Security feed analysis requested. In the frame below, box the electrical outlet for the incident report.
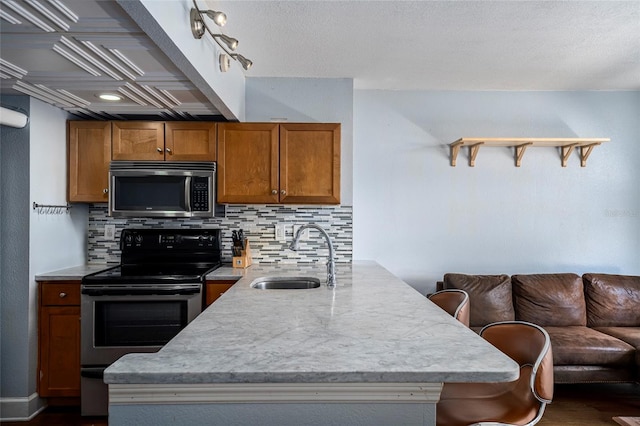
[104,224,116,241]
[293,225,310,241]
[274,224,286,242]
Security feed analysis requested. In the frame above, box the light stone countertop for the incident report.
[104,261,519,385]
[35,264,112,281]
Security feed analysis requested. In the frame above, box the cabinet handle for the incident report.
[157,147,162,152]
[165,148,172,154]
[59,292,67,298]
[103,188,108,194]
[271,190,278,195]
[280,190,286,195]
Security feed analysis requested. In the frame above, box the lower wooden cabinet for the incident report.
[204,280,237,308]
[38,281,81,399]
[37,278,235,401]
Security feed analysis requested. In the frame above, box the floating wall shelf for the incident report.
[450,138,610,168]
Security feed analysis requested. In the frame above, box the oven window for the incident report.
[94,301,188,347]
[114,176,186,211]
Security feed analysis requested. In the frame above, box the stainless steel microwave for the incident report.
[109,161,222,218]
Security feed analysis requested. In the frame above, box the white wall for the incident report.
[245,77,354,205]
[28,99,88,406]
[29,100,88,276]
[353,91,640,295]
[118,0,246,120]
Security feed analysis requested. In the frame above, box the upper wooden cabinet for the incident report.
[68,121,111,202]
[165,122,217,161]
[112,121,164,161]
[217,123,280,204]
[217,123,340,204]
[68,121,217,203]
[280,123,341,204]
[112,121,216,161]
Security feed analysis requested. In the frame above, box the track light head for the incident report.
[215,34,238,51]
[205,10,227,27]
[231,54,253,70]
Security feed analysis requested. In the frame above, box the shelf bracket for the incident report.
[515,142,533,167]
[450,140,464,167]
[579,143,601,167]
[468,142,484,167]
[560,143,579,167]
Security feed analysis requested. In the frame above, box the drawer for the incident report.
[41,283,80,306]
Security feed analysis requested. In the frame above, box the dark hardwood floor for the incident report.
[539,383,640,425]
[1,383,639,425]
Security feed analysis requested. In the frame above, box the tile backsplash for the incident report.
[88,204,353,265]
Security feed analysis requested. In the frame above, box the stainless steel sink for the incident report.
[250,276,321,290]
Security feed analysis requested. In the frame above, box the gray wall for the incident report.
[245,81,640,295]
[0,96,31,399]
[1,97,87,420]
[353,90,640,294]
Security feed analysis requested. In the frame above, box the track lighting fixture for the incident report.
[190,0,252,72]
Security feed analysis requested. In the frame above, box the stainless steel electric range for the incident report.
[80,228,222,416]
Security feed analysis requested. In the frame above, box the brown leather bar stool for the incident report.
[437,321,554,426]
[428,289,470,327]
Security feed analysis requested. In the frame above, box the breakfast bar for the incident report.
[104,261,519,426]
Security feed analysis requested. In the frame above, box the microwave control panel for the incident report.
[191,177,210,211]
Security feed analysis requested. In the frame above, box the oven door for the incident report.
[81,285,202,366]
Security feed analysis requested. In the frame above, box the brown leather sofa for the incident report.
[438,272,640,384]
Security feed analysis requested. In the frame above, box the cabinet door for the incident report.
[217,123,279,203]
[204,281,237,308]
[280,123,341,204]
[38,281,81,398]
[112,121,164,161]
[165,122,216,161]
[67,121,111,202]
[38,305,81,397]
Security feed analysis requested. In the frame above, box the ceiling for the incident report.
[1,1,638,121]
[218,0,640,91]
[0,0,224,120]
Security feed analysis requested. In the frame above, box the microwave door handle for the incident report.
[185,176,192,212]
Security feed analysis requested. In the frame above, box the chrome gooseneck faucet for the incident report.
[289,223,337,288]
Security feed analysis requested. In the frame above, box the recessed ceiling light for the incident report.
[98,93,122,101]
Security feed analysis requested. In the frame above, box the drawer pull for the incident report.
[59,292,67,298]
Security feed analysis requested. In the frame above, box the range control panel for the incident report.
[121,228,221,250]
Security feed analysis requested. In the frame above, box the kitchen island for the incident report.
[105,261,519,426]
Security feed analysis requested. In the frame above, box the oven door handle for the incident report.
[81,367,105,380]
[81,284,202,296]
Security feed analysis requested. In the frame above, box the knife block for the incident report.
[232,239,252,268]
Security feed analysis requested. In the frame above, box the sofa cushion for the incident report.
[443,273,515,327]
[594,327,640,366]
[584,274,640,327]
[544,326,635,366]
[512,273,586,326]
